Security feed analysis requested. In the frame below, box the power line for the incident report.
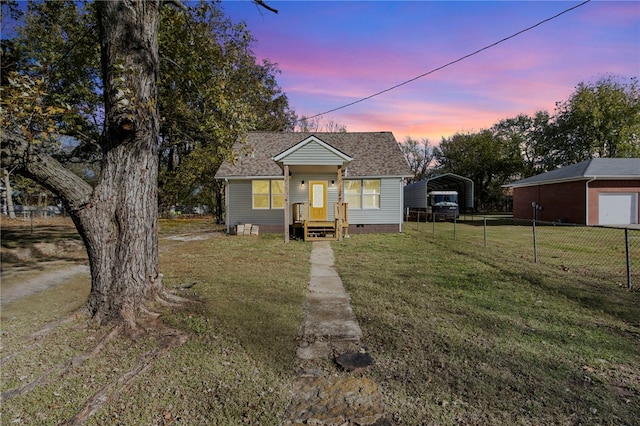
[301,0,592,122]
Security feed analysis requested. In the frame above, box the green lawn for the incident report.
[333,222,639,425]
[1,219,638,424]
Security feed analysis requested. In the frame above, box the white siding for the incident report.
[347,177,404,224]
[226,180,284,226]
[226,176,404,226]
[281,142,345,166]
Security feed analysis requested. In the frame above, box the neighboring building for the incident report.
[504,158,640,225]
[215,132,412,240]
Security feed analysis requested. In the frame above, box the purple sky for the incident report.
[222,0,640,143]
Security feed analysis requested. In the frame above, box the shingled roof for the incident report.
[215,132,411,178]
[505,158,640,188]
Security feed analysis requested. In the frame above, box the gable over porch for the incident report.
[273,136,353,242]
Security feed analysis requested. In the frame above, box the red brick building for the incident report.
[505,158,640,225]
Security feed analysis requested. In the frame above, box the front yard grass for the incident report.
[1,221,311,425]
[1,218,638,424]
[333,223,639,425]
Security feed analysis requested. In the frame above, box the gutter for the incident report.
[585,177,596,225]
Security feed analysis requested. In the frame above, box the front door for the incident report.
[309,180,328,221]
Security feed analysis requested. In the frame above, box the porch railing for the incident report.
[292,202,348,224]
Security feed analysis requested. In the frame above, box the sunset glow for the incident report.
[222,0,640,143]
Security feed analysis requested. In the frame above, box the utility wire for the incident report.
[301,0,591,122]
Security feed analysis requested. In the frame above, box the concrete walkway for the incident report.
[296,241,362,361]
[283,241,387,426]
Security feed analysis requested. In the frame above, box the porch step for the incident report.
[306,222,336,241]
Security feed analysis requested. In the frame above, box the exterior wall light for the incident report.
[301,180,305,187]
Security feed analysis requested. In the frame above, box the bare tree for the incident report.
[400,137,435,183]
[296,116,347,133]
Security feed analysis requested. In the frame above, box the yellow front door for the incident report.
[308,181,327,221]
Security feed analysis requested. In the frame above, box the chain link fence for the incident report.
[2,206,68,233]
[3,206,65,218]
[405,210,639,290]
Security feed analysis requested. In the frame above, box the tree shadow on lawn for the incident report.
[514,270,640,329]
[1,223,81,247]
[1,227,86,270]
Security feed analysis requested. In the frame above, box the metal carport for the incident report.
[404,173,475,213]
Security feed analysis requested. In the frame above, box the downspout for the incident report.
[225,179,230,234]
[399,177,404,233]
[585,177,596,226]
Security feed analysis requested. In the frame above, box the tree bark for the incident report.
[2,169,16,218]
[86,0,162,326]
[1,0,163,329]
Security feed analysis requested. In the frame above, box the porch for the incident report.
[292,202,349,241]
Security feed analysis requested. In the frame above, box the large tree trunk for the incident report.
[1,0,164,329]
[82,0,162,325]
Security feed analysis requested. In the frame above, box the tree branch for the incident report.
[253,0,278,14]
[163,0,186,10]
[0,130,93,213]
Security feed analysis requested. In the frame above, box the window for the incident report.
[363,179,380,209]
[344,179,380,209]
[252,180,270,209]
[344,180,361,209]
[271,180,284,209]
[252,180,285,209]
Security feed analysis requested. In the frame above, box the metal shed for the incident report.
[404,173,475,213]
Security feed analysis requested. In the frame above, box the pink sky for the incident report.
[223,1,640,143]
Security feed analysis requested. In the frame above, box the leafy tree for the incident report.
[435,130,520,211]
[491,111,551,177]
[1,0,170,330]
[156,1,295,216]
[548,76,640,166]
[1,0,286,329]
[13,0,102,151]
[6,1,294,220]
[399,136,435,184]
[414,75,638,211]
[0,71,73,217]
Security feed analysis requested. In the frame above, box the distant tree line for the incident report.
[401,76,640,211]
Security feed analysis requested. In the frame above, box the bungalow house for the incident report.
[504,158,640,225]
[215,132,412,241]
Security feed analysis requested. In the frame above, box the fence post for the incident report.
[454,214,457,240]
[483,217,487,248]
[432,213,435,234]
[625,228,631,289]
[416,211,420,231]
[532,219,538,263]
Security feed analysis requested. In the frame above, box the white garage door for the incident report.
[599,193,638,225]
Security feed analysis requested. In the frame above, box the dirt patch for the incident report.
[1,240,85,264]
[0,217,220,305]
[162,232,223,241]
[1,263,90,306]
[1,217,89,305]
